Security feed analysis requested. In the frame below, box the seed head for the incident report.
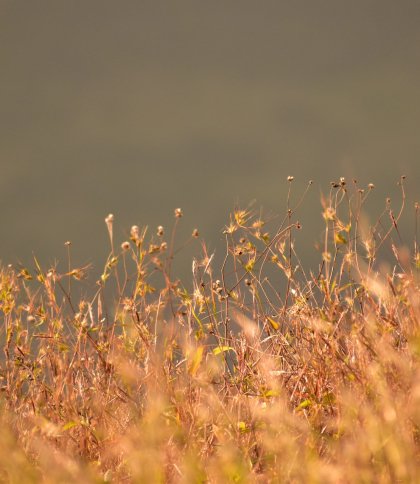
[192,228,199,238]
[323,207,336,221]
[174,208,183,218]
[368,183,375,190]
[105,213,114,224]
[157,225,164,236]
[287,176,294,182]
[130,225,140,239]
[121,241,130,251]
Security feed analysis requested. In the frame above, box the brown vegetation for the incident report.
[0,177,419,482]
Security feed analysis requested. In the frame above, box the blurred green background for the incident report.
[1,1,419,278]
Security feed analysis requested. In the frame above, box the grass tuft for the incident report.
[0,178,419,482]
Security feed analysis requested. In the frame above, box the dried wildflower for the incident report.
[149,244,160,254]
[130,225,140,239]
[174,208,183,218]
[287,176,294,182]
[234,246,244,256]
[322,251,332,262]
[64,241,71,246]
[323,207,336,221]
[368,183,375,189]
[340,177,346,186]
[344,251,355,265]
[234,209,249,226]
[160,242,167,251]
[192,228,199,238]
[157,225,164,236]
[211,281,223,294]
[364,238,376,260]
[224,222,237,234]
[121,241,130,251]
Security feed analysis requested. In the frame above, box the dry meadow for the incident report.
[0,178,419,482]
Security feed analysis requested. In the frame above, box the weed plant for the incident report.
[0,177,419,483]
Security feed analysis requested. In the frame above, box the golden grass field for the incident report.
[0,177,419,483]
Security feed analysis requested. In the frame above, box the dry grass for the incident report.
[0,177,419,483]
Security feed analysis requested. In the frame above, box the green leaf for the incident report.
[188,346,204,376]
[335,232,347,244]
[266,317,280,331]
[62,421,79,431]
[213,346,235,356]
[237,421,247,432]
[295,399,312,411]
[263,389,280,398]
[244,259,255,272]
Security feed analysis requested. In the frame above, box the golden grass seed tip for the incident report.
[192,228,199,238]
[121,241,130,251]
[368,183,375,189]
[130,225,140,239]
[287,175,294,182]
[157,225,164,236]
[174,208,183,218]
[105,213,114,224]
